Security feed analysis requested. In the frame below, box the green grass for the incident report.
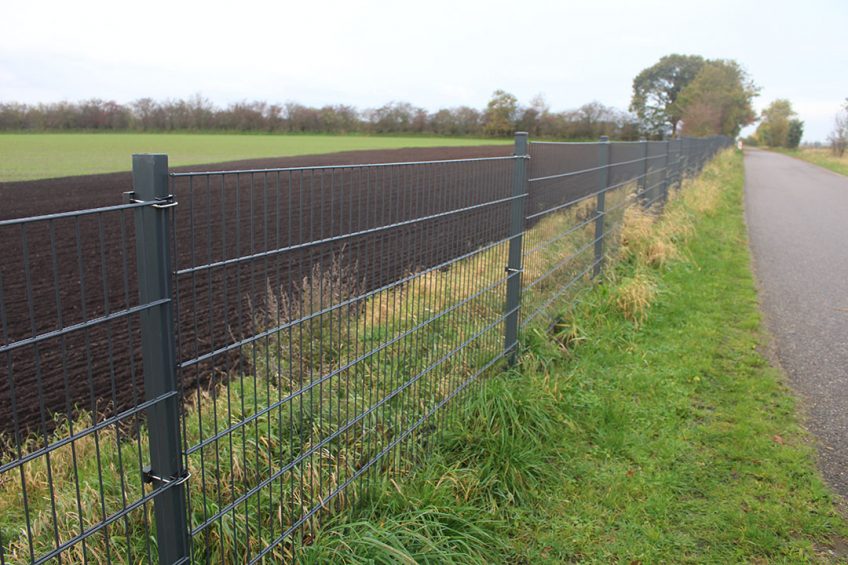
[772,147,848,176]
[301,149,848,562]
[0,133,509,182]
[503,150,848,561]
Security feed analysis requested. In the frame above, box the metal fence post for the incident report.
[504,132,528,365]
[131,154,189,565]
[661,139,670,203]
[674,139,683,189]
[639,137,648,203]
[592,136,610,278]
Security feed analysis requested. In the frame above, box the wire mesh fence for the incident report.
[0,134,731,564]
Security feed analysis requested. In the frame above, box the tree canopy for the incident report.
[677,60,758,137]
[786,119,804,149]
[754,99,802,148]
[631,55,757,138]
[629,54,705,137]
[483,90,519,137]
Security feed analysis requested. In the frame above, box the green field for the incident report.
[0,133,510,182]
[772,147,848,177]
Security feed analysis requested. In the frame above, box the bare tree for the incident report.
[829,100,848,157]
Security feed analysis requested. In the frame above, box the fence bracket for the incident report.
[123,190,179,209]
[142,466,192,488]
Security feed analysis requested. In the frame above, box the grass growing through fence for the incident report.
[301,148,848,562]
[0,176,604,562]
[772,147,848,177]
[0,134,509,182]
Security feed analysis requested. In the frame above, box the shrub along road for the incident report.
[745,148,848,497]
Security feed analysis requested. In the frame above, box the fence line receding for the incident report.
[0,134,730,564]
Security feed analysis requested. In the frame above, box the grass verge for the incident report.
[0,133,509,182]
[772,147,848,177]
[300,149,848,562]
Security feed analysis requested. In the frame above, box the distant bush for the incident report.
[786,119,804,149]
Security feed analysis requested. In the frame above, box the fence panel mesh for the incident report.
[169,157,517,562]
[0,203,176,565]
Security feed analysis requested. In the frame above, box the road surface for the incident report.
[744,149,848,496]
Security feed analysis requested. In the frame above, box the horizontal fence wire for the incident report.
[0,135,731,564]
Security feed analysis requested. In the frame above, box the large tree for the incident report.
[483,90,518,137]
[786,119,804,149]
[754,99,797,147]
[677,60,758,137]
[630,54,705,137]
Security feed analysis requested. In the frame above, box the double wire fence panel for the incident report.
[0,135,730,564]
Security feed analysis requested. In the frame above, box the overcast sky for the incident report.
[2,0,845,141]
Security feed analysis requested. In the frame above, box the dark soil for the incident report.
[0,143,607,438]
[0,145,518,437]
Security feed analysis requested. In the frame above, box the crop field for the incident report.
[775,147,848,177]
[0,145,534,436]
[0,141,615,437]
[0,139,664,443]
[0,133,511,182]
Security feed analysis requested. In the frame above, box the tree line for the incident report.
[0,93,640,139]
[1,53,762,140]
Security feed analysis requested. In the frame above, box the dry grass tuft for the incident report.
[619,190,699,269]
[613,270,658,325]
[619,205,686,268]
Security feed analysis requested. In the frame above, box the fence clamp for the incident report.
[123,191,179,209]
[142,466,191,488]
[505,267,523,274]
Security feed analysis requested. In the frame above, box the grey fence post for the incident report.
[661,140,670,203]
[592,136,610,278]
[639,138,648,203]
[131,154,189,565]
[675,139,684,189]
[504,132,528,365]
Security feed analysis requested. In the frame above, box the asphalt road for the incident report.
[744,149,848,496]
